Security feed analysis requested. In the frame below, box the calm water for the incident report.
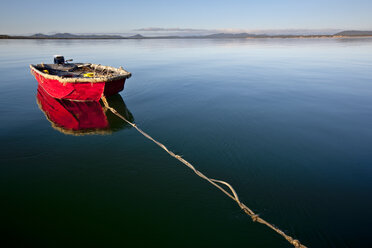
[1,38,372,247]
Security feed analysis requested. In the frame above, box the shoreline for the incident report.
[1,35,372,40]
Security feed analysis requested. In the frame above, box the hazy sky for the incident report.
[1,0,371,35]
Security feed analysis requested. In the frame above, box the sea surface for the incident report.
[0,38,372,248]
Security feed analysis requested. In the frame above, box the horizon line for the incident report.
[4,28,372,37]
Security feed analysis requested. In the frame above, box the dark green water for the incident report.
[1,38,372,247]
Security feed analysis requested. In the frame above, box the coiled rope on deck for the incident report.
[101,96,307,248]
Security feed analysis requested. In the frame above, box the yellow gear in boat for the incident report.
[83,73,94,77]
[43,70,49,74]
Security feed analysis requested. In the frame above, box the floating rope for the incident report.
[101,96,307,248]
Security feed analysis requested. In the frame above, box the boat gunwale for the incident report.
[30,63,131,83]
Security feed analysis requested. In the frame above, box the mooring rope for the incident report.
[101,96,307,248]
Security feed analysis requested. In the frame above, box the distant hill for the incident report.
[334,30,372,36]
[202,33,268,38]
[128,34,144,39]
[2,30,372,39]
[30,33,123,39]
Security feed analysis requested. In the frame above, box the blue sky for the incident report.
[1,0,371,35]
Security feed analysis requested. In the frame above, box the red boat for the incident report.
[36,85,134,135]
[30,56,131,101]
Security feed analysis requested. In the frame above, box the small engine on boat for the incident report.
[54,55,65,64]
[54,55,73,64]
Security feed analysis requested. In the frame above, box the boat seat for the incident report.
[46,63,78,72]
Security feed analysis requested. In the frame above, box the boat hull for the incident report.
[36,86,134,135]
[32,70,126,101]
[37,86,109,132]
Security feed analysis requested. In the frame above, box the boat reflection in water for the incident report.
[36,86,134,135]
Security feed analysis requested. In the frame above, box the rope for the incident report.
[101,96,307,248]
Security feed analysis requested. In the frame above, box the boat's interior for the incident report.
[33,63,120,78]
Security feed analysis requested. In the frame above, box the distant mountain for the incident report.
[128,34,144,39]
[30,33,123,39]
[203,33,267,38]
[2,30,372,40]
[334,30,372,36]
[30,33,47,38]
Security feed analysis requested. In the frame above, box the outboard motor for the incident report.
[54,55,65,64]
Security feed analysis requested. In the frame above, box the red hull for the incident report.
[36,86,134,135]
[37,86,109,132]
[32,70,126,101]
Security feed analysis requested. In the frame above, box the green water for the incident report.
[1,38,372,247]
